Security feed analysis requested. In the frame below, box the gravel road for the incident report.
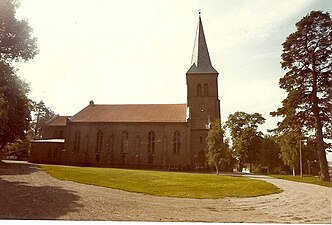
[0,160,331,223]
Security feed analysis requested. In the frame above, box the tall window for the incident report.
[135,135,140,152]
[147,131,155,153]
[96,130,103,152]
[203,83,209,96]
[108,135,114,153]
[74,130,81,152]
[121,130,129,152]
[173,131,181,154]
[197,84,202,96]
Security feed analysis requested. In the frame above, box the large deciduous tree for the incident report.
[272,11,331,181]
[0,62,31,151]
[226,112,265,172]
[0,0,38,62]
[258,135,283,174]
[0,0,38,155]
[205,120,233,175]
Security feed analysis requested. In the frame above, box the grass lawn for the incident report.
[41,165,281,199]
[270,175,332,188]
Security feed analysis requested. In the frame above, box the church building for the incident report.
[30,15,221,170]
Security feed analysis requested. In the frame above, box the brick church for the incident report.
[30,15,221,170]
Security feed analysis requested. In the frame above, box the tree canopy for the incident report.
[0,62,31,150]
[226,111,265,172]
[0,0,38,62]
[271,11,331,181]
[205,120,233,174]
[0,0,38,153]
[31,101,55,138]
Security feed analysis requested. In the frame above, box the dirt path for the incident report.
[0,161,331,223]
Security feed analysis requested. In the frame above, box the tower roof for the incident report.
[187,14,218,74]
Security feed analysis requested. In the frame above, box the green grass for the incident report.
[270,175,332,188]
[41,165,281,199]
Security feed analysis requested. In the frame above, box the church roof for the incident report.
[45,115,69,126]
[187,15,218,75]
[69,103,187,123]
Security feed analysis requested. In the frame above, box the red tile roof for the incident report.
[70,104,188,123]
[46,116,69,126]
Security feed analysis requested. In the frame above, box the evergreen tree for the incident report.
[272,11,331,181]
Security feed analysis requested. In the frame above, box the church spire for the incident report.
[187,13,218,74]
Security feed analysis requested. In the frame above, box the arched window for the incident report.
[147,131,155,153]
[96,130,103,152]
[121,130,129,153]
[203,83,209,96]
[197,84,202,96]
[74,130,81,152]
[135,135,140,152]
[108,135,114,153]
[173,131,181,154]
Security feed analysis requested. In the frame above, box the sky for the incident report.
[14,0,331,137]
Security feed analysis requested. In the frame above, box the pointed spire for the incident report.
[187,13,218,74]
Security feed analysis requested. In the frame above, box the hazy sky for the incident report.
[15,0,331,135]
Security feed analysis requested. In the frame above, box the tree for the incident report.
[0,0,38,155]
[226,112,265,172]
[276,131,302,176]
[205,120,233,175]
[258,135,283,174]
[0,61,31,151]
[0,0,38,62]
[272,11,331,181]
[31,101,55,138]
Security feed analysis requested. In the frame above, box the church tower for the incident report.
[186,14,220,168]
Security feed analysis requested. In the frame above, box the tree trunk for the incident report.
[239,161,243,172]
[215,165,219,175]
[312,68,330,181]
[249,163,253,173]
[292,167,295,176]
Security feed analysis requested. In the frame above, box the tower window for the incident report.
[173,131,181,154]
[147,131,155,153]
[204,83,209,96]
[197,84,202,96]
[96,130,103,152]
[200,136,203,144]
